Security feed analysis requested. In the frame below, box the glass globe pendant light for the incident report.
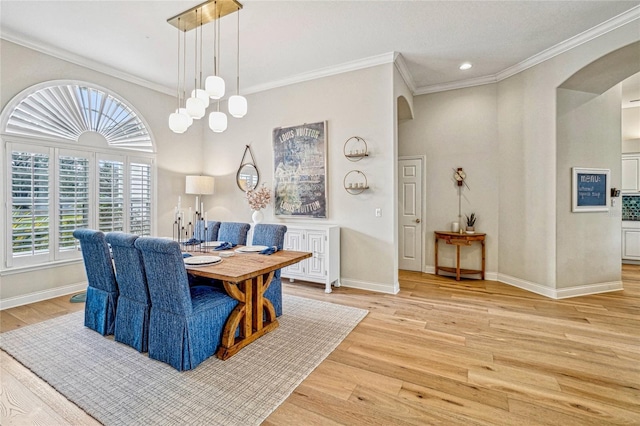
[169,18,190,133]
[178,107,193,126]
[228,10,247,118]
[169,110,189,133]
[191,12,210,109]
[205,1,225,100]
[209,101,227,133]
[186,9,205,119]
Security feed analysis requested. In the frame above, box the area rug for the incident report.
[0,295,367,426]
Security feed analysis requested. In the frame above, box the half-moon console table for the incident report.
[434,231,486,281]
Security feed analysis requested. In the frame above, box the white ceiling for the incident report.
[1,1,639,97]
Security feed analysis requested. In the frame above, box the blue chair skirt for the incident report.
[114,297,150,352]
[84,286,118,336]
[148,286,238,371]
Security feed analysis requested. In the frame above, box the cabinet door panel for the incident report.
[623,229,640,260]
[283,230,304,275]
[622,156,640,193]
[306,231,326,278]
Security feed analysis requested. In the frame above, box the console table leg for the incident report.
[434,236,439,275]
[481,240,486,280]
[456,245,461,281]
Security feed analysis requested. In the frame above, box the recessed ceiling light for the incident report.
[459,62,472,71]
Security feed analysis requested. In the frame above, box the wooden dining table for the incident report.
[185,247,311,360]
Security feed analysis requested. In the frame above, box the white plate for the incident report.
[201,241,224,247]
[235,245,270,253]
[219,251,235,258]
[184,255,222,265]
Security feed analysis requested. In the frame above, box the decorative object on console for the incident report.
[453,167,470,233]
[453,167,467,187]
[465,212,477,233]
[273,121,327,218]
[167,0,246,134]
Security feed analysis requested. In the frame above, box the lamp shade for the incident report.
[185,175,215,195]
[169,111,189,133]
[228,95,247,118]
[178,108,194,127]
[205,75,225,99]
[186,96,206,119]
[209,111,227,133]
[192,89,210,109]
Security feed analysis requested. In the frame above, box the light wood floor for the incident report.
[2,267,639,425]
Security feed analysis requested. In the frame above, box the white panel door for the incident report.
[398,158,423,271]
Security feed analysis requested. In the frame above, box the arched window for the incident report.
[2,81,156,269]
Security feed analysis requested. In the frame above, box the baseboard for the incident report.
[340,278,399,294]
[497,274,623,299]
[554,281,623,299]
[0,282,87,310]
[497,274,558,298]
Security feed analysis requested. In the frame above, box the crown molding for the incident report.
[393,52,417,94]
[495,5,640,82]
[416,5,640,95]
[242,52,396,95]
[1,30,174,96]
[416,75,498,95]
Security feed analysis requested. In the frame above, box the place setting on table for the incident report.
[182,243,280,264]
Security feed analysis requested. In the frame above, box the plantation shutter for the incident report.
[58,153,90,254]
[98,158,125,232]
[129,160,152,236]
[10,147,51,264]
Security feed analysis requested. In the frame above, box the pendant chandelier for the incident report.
[167,0,247,134]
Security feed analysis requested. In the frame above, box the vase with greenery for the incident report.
[465,213,477,233]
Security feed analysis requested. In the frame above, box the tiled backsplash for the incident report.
[622,195,640,220]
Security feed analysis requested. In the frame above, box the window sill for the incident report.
[1,258,84,276]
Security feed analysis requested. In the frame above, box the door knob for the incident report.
[415,218,421,223]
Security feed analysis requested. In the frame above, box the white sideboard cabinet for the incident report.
[281,224,340,293]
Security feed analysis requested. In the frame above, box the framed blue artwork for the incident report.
[273,121,327,218]
[572,167,610,212]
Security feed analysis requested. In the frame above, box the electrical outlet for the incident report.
[375,208,382,217]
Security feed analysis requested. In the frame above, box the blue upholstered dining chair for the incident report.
[105,232,150,352]
[252,224,288,317]
[218,222,251,245]
[194,220,221,242]
[134,237,239,371]
[72,229,118,336]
